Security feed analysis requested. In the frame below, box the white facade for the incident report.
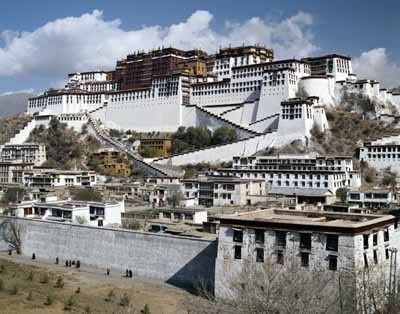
[10,199,124,227]
[158,208,208,224]
[347,190,399,209]
[217,155,361,202]
[24,45,397,160]
[0,143,46,166]
[215,209,400,300]
[278,97,328,139]
[23,169,97,188]
[0,161,34,184]
[182,173,266,207]
[359,142,400,173]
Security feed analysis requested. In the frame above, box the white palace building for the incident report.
[18,45,400,168]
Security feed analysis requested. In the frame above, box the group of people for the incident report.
[126,269,133,278]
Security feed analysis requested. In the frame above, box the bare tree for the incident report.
[189,251,400,314]
[166,187,184,208]
[0,218,22,254]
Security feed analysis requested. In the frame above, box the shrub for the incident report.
[71,189,102,202]
[141,304,151,314]
[119,292,130,307]
[105,289,115,302]
[27,271,34,281]
[64,295,75,311]
[55,276,64,288]
[44,293,53,305]
[75,286,81,294]
[40,273,49,284]
[26,291,33,301]
[84,305,91,314]
[0,279,3,291]
[0,265,4,273]
[10,284,18,295]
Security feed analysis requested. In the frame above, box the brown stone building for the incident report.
[114,48,208,91]
[139,133,172,158]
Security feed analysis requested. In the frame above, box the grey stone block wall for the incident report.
[1,218,217,290]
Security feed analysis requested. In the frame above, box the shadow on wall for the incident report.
[166,240,217,294]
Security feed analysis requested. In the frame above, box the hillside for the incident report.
[0,114,32,145]
[261,109,400,158]
[311,110,400,156]
[28,118,101,170]
[0,92,34,117]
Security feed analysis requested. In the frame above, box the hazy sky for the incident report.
[0,0,399,93]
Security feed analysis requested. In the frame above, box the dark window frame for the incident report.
[256,248,264,263]
[301,252,309,267]
[233,229,243,243]
[326,234,339,252]
[234,245,242,260]
[300,233,312,250]
[255,229,265,244]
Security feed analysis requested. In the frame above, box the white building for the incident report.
[9,199,124,227]
[359,140,400,173]
[215,209,400,301]
[182,173,266,207]
[158,208,208,225]
[0,161,34,184]
[0,143,46,166]
[278,97,329,139]
[22,168,97,188]
[218,154,361,204]
[347,189,399,209]
[23,44,398,164]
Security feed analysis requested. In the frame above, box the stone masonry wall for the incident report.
[1,218,217,290]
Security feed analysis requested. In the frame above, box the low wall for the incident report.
[153,132,278,166]
[2,218,217,290]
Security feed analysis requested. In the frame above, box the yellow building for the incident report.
[91,149,131,177]
[139,133,172,158]
[178,60,208,77]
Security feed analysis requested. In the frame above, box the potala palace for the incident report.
[17,45,400,169]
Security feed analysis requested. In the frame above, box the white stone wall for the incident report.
[300,76,336,106]
[153,132,282,166]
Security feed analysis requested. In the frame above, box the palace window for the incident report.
[256,248,264,263]
[328,255,338,271]
[300,233,312,250]
[233,229,243,243]
[234,245,242,260]
[326,235,339,251]
[276,231,287,247]
[255,229,265,244]
[301,252,309,267]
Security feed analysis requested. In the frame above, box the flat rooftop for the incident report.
[219,209,395,234]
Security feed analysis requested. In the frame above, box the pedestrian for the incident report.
[76,260,80,269]
[55,257,59,265]
[129,270,133,278]
[32,253,36,260]
[65,260,69,267]
[125,269,129,277]
[68,260,72,267]
[8,249,11,255]
[106,268,110,276]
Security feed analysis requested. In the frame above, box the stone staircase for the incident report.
[86,113,183,177]
[6,118,36,145]
[189,104,262,137]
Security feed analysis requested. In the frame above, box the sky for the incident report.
[0,0,399,94]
